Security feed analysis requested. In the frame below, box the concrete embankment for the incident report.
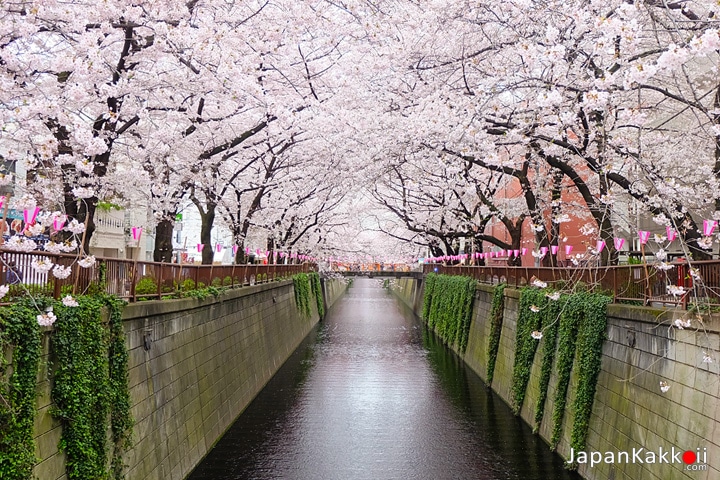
[33,278,347,480]
[392,277,719,480]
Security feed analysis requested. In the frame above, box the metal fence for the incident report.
[423,260,720,309]
[0,249,313,302]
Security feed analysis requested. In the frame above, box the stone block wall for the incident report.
[31,278,346,480]
[392,277,720,480]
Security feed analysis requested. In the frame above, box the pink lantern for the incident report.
[216,243,223,253]
[551,245,559,255]
[638,231,650,245]
[245,247,250,255]
[565,245,573,255]
[513,249,520,257]
[540,246,548,257]
[614,237,625,250]
[0,195,6,209]
[521,247,528,255]
[131,226,142,241]
[666,226,677,242]
[23,206,40,225]
[53,215,67,232]
[703,219,717,236]
[232,245,238,255]
[197,243,204,252]
[596,240,606,253]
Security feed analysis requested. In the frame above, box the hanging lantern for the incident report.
[53,215,67,232]
[614,237,626,250]
[216,243,223,253]
[565,245,573,255]
[703,219,717,236]
[596,240,606,253]
[540,246,548,257]
[197,243,204,252]
[513,249,520,257]
[131,226,142,242]
[521,247,528,256]
[638,231,650,245]
[23,206,40,225]
[232,245,238,255]
[666,226,677,242]
[551,245,559,255]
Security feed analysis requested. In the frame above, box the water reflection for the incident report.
[187,278,580,480]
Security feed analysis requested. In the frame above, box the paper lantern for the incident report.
[703,219,717,236]
[197,243,204,252]
[23,207,40,225]
[565,245,573,255]
[216,243,223,253]
[521,247,528,255]
[131,226,142,241]
[596,240,606,253]
[53,215,67,232]
[666,226,677,242]
[614,237,625,250]
[514,249,520,257]
[638,231,650,245]
[551,245,559,255]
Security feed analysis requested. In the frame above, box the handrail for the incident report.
[422,260,720,309]
[0,248,313,302]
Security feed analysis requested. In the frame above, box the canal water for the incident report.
[187,277,581,480]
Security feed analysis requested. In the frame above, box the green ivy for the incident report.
[421,273,476,353]
[510,288,546,415]
[106,296,133,479]
[292,273,312,318]
[547,290,610,460]
[533,293,564,432]
[0,298,45,480]
[485,283,506,386]
[421,273,437,321]
[569,292,611,461]
[549,293,583,449]
[309,272,325,318]
[52,294,133,480]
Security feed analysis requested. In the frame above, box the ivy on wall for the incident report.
[485,284,506,386]
[569,292,611,459]
[52,294,133,480]
[106,296,133,479]
[0,294,132,480]
[421,273,477,353]
[309,272,324,318]
[510,288,546,415]
[0,299,45,480]
[509,287,610,461]
[533,295,564,432]
[292,273,312,318]
[549,293,584,449]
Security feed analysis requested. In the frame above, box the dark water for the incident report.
[187,278,580,480]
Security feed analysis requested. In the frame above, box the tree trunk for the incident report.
[154,218,174,262]
[199,204,215,264]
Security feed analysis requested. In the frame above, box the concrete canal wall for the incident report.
[33,278,347,480]
[392,277,719,480]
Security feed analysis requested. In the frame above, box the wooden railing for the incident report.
[423,260,720,309]
[0,249,313,302]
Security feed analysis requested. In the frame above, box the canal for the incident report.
[187,277,581,480]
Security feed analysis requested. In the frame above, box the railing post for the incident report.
[157,263,163,299]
